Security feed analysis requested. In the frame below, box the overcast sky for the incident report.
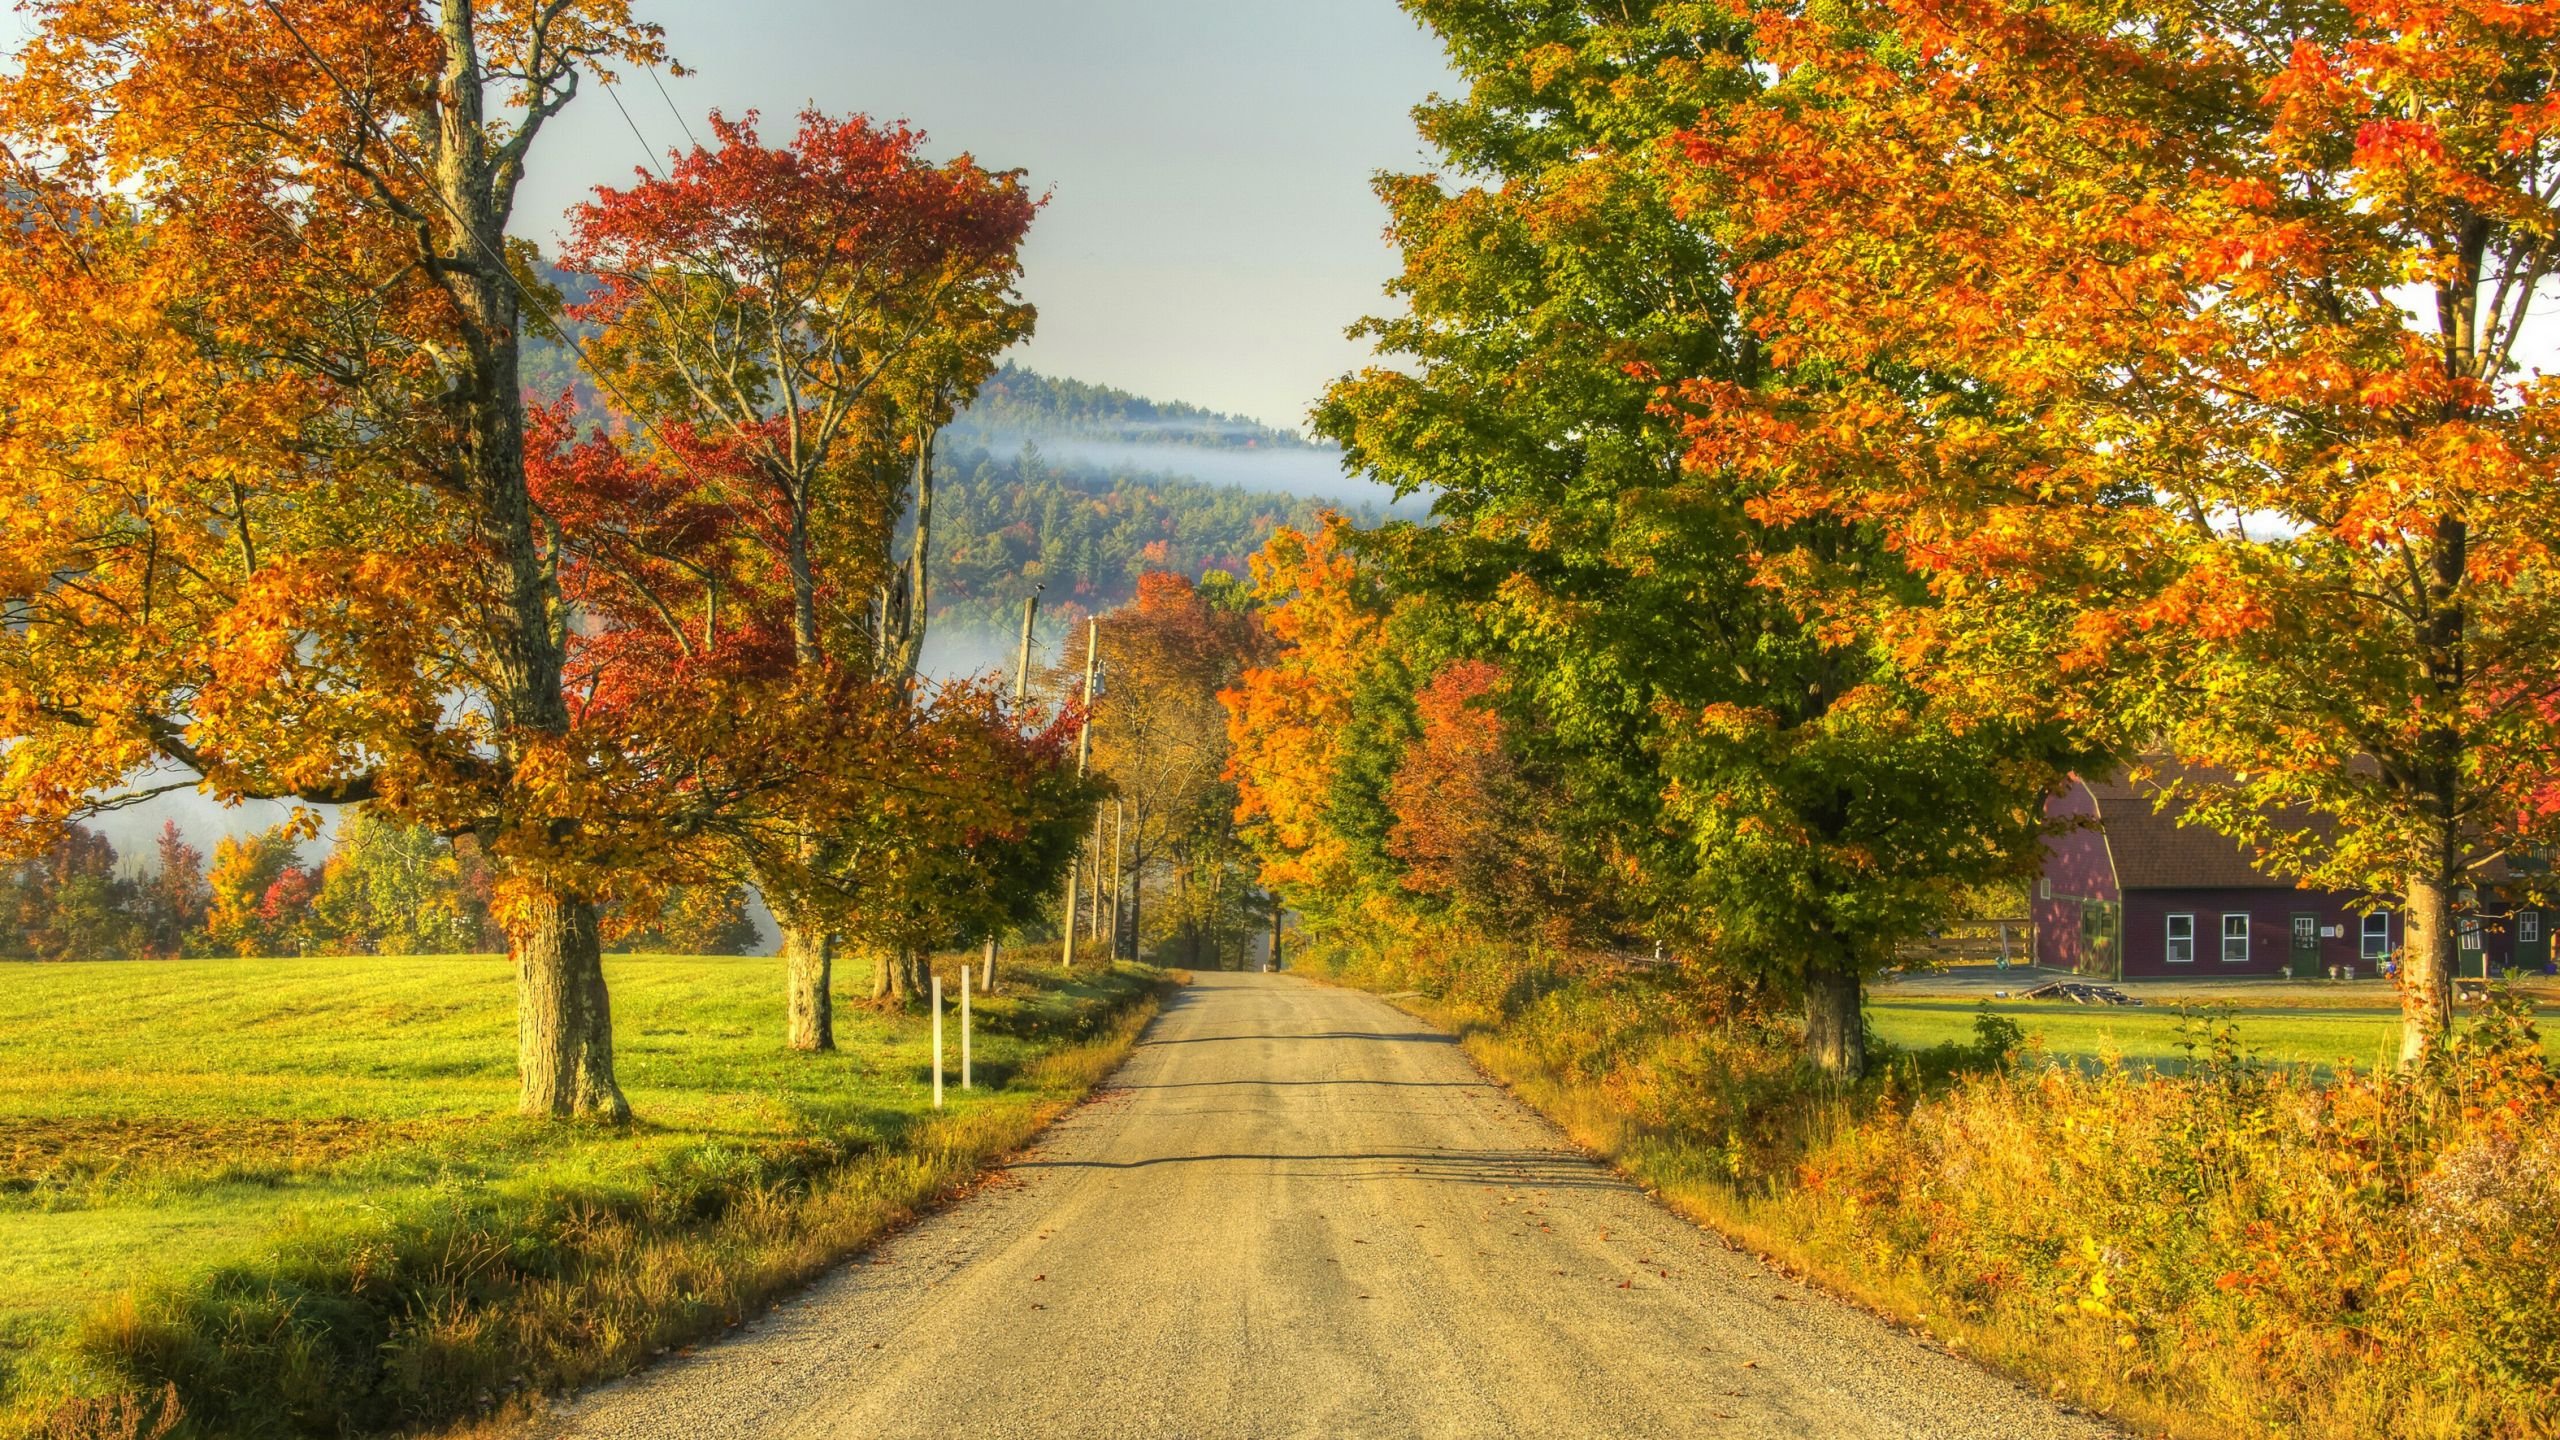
[518,0,1457,433]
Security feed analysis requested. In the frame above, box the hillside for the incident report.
[924,439,1332,646]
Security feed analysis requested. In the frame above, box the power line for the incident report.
[602,79,669,180]
[647,65,702,152]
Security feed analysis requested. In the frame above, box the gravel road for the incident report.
[543,970,2118,1440]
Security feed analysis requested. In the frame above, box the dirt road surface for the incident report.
[544,970,2117,1439]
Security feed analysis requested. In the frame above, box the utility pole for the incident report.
[982,586,1039,997]
[1012,588,1041,706]
[1089,806,1107,945]
[1110,799,1127,961]
[1060,617,1098,969]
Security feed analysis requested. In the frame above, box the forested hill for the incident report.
[922,439,1333,655]
[522,309,1386,662]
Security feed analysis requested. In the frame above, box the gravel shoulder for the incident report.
[539,970,2119,1440]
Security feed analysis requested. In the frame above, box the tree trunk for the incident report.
[428,7,626,1120]
[783,920,834,1052]
[891,425,933,682]
[1803,953,1865,1080]
[515,893,629,1121]
[867,942,923,1005]
[2399,872,2459,1065]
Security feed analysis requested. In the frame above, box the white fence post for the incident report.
[961,965,973,1090]
[931,973,944,1110]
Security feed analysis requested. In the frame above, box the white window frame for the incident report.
[2039,877,2053,900]
[2221,913,2251,964]
[2166,913,2196,964]
[2524,911,2543,946]
[2361,912,2390,960]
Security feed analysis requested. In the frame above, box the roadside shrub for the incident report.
[1306,929,2560,1440]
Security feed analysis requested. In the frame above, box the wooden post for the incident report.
[960,966,973,1090]
[931,972,944,1110]
[981,936,997,994]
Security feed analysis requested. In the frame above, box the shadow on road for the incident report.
[1106,1078,1489,1090]
[1138,1030,1460,1047]
[1008,1147,1625,1190]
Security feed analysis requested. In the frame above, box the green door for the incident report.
[2459,916,2488,980]
[2078,900,2121,981]
[2289,913,2321,979]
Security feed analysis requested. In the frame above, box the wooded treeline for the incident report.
[1224,0,2560,1076]
[0,815,757,963]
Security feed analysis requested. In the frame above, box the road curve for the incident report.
[544,970,2115,1440]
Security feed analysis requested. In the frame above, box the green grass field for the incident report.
[0,950,1163,1439]
[1869,974,2560,1073]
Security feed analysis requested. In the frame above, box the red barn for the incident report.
[2033,769,2550,980]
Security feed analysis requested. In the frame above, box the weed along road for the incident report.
[545,973,2114,1440]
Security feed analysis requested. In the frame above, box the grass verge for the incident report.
[2,951,1170,1440]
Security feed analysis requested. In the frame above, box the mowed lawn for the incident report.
[1869,974,2560,1073]
[0,951,1154,1424]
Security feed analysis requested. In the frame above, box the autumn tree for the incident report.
[206,828,303,959]
[1227,519,1395,919]
[0,1,792,1117]
[822,680,1097,1000]
[140,822,211,958]
[1072,572,1263,966]
[605,883,760,955]
[563,108,1041,1046]
[1673,0,2560,1060]
[1279,1,2085,1076]
[314,808,477,955]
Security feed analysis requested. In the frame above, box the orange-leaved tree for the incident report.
[1225,519,1391,919]
[1673,0,2560,1059]
[0,0,799,1118]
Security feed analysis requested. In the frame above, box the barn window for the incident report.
[2166,913,2195,964]
[2221,913,2250,963]
[2361,912,2390,960]
[2524,912,2543,945]
[2039,877,2052,900]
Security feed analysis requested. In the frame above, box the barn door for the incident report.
[2289,914,2320,979]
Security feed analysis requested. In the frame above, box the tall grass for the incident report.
[1305,930,2560,1440]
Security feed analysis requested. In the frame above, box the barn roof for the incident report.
[2080,766,2321,891]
